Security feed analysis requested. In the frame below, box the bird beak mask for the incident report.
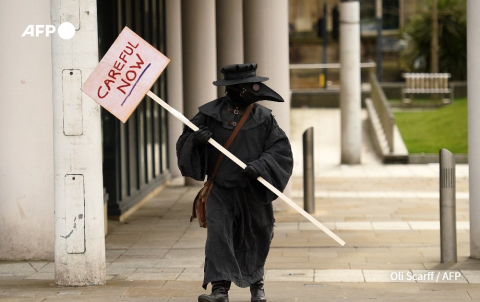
[227,82,284,105]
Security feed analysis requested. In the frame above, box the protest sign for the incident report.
[82,26,170,122]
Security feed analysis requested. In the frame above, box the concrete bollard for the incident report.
[440,148,457,263]
[303,127,315,213]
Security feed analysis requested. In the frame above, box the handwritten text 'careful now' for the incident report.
[97,42,145,99]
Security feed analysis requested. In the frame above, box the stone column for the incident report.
[216,0,244,98]
[51,0,106,285]
[166,0,184,181]
[339,0,361,164]
[376,0,383,81]
[468,0,480,259]
[243,0,291,210]
[181,0,217,185]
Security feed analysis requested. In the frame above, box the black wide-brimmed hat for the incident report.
[213,63,269,86]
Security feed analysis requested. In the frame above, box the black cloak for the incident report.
[176,96,293,289]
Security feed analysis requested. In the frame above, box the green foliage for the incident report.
[400,0,466,80]
[394,98,468,154]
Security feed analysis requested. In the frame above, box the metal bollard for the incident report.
[303,127,315,213]
[440,148,457,263]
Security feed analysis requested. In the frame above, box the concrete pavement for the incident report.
[1,175,479,301]
[1,108,479,301]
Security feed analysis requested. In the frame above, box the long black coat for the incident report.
[176,96,293,288]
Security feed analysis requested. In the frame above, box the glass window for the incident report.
[360,0,399,31]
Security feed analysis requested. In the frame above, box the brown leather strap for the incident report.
[210,103,254,179]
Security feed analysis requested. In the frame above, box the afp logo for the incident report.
[22,22,76,40]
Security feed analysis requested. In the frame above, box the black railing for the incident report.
[369,70,395,152]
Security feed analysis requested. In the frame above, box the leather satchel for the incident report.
[190,103,254,228]
[191,179,214,228]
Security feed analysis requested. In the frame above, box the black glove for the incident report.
[193,126,212,145]
[244,164,259,180]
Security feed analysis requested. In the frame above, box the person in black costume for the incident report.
[176,63,293,302]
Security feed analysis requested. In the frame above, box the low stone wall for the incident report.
[409,153,468,164]
[291,89,369,108]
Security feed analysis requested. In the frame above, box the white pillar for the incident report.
[216,0,244,98]
[166,0,184,181]
[181,0,217,185]
[0,0,54,260]
[399,0,405,29]
[339,0,361,164]
[468,0,480,259]
[51,0,106,285]
[244,0,291,211]
[181,0,217,119]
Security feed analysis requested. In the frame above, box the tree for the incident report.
[401,0,466,80]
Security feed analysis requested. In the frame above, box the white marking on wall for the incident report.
[63,70,83,136]
[64,174,85,254]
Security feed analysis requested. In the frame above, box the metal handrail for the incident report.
[289,62,377,70]
[369,71,395,152]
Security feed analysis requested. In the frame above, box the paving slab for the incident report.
[460,270,480,283]
[0,263,36,275]
[176,268,204,282]
[265,269,314,282]
[0,120,478,301]
[314,269,364,283]
[25,272,55,280]
[126,268,183,281]
[336,221,373,230]
[372,221,411,230]
[154,259,203,268]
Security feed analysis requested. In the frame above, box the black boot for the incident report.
[198,280,231,302]
[250,278,267,302]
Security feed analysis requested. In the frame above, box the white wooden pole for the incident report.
[146,91,346,246]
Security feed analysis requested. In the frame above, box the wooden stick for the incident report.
[146,91,346,246]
